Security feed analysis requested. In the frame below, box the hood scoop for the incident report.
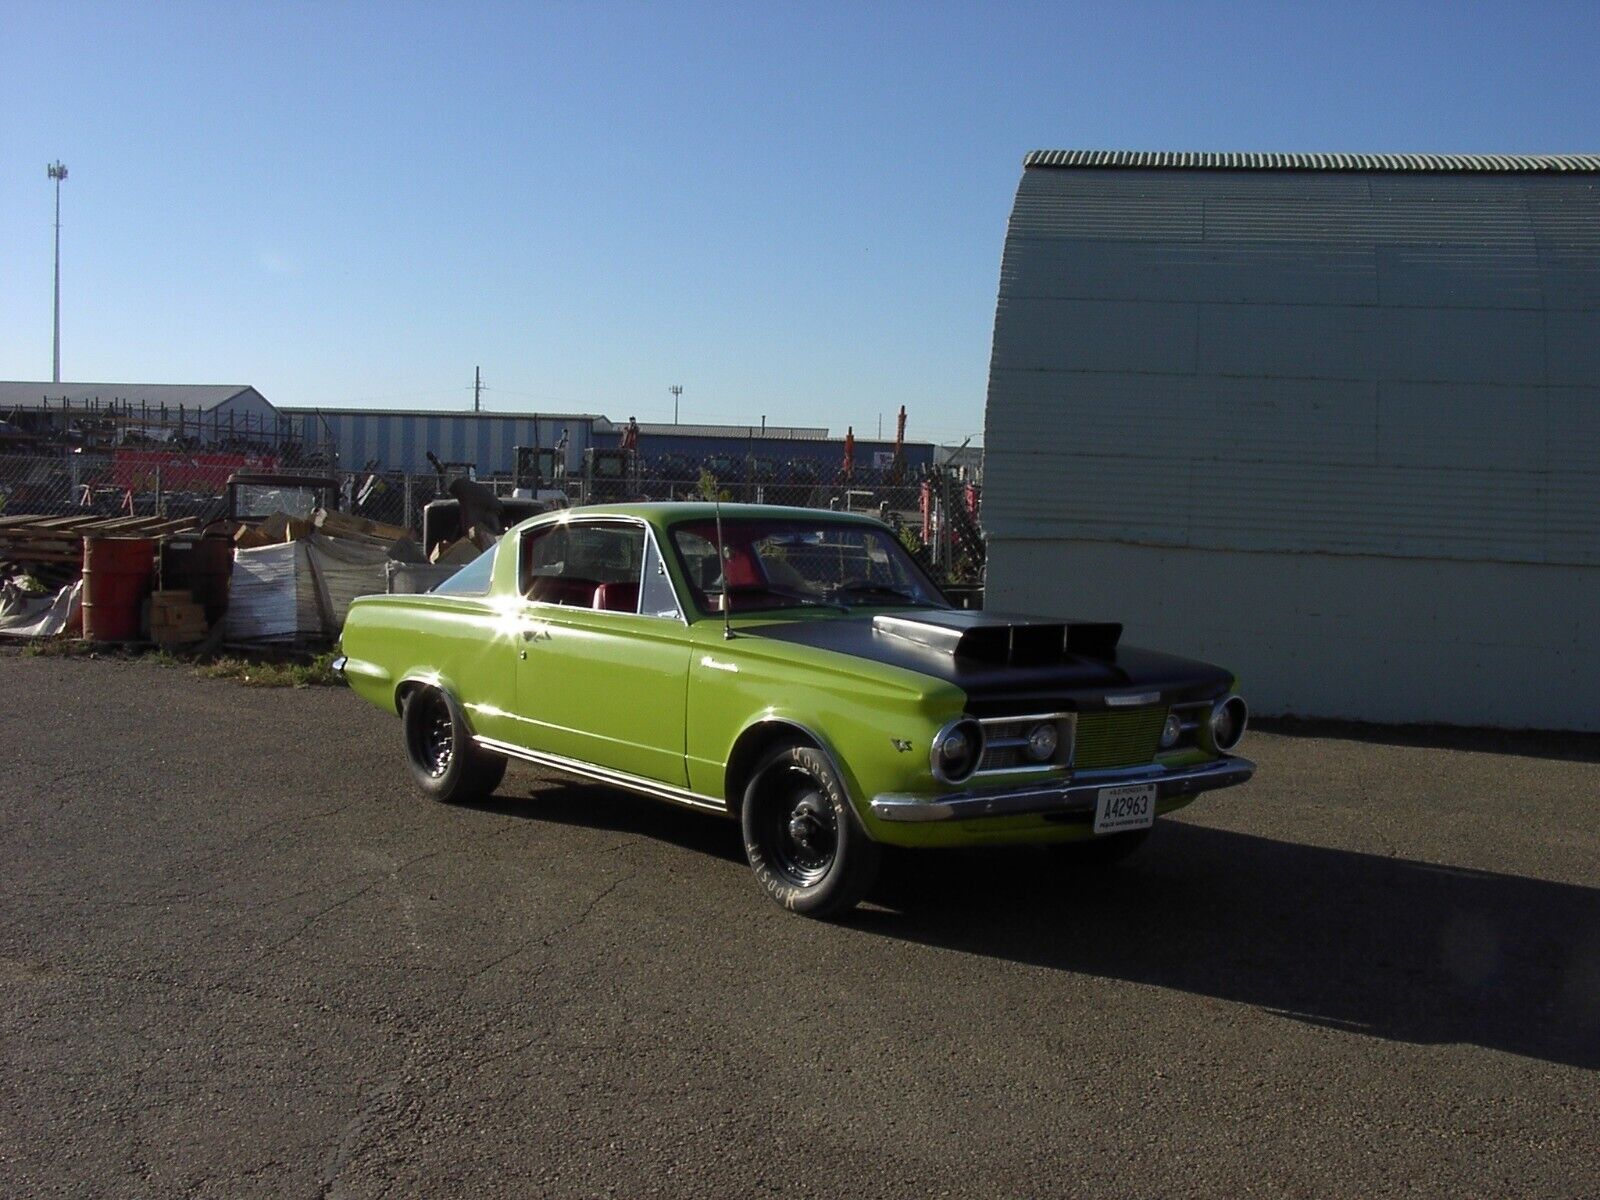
[872,610,1122,664]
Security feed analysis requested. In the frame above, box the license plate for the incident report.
[1094,783,1156,835]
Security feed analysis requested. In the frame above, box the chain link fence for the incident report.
[1,450,986,594]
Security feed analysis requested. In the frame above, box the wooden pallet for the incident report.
[0,514,203,566]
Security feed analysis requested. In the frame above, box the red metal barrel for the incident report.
[82,537,157,641]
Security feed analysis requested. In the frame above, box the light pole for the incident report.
[47,161,68,383]
[668,384,682,425]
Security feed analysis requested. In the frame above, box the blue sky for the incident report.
[2,1,1596,445]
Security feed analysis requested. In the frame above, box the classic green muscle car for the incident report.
[336,503,1254,917]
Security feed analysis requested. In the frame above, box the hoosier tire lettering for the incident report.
[740,741,880,919]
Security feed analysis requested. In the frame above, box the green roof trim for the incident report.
[1024,150,1600,173]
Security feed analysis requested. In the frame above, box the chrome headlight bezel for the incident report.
[1205,694,1249,753]
[930,716,985,784]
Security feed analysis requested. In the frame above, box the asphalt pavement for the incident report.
[2,652,1597,1198]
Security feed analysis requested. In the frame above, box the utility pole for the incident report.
[47,161,68,383]
[473,366,482,412]
[668,384,683,425]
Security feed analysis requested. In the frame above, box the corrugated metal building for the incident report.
[280,409,938,480]
[281,408,600,475]
[592,421,938,475]
[982,151,1600,731]
[2,381,281,431]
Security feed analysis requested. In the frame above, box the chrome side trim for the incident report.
[870,756,1256,823]
[474,736,728,815]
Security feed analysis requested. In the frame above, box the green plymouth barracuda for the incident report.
[336,503,1254,917]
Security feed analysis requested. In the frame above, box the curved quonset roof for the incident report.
[1024,150,1600,172]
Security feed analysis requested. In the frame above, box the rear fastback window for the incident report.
[431,546,496,595]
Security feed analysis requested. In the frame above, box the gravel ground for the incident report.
[1,651,1597,1198]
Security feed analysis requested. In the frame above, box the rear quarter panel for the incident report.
[339,593,520,744]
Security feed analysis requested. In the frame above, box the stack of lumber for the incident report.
[149,589,209,647]
[0,514,201,567]
[313,509,411,548]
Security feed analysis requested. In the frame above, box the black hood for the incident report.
[747,609,1232,712]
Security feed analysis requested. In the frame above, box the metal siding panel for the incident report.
[1546,312,1600,385]
[387,415,405,472]
[990,297,1198,375]
[985,538,1600,731]
[1197,303,1377,380]
[983,166,1600,573]
[1376,308,1546,385]
[1000,237,1380,306]
[1375,382,1551,471]
[1374,242,1543,308]
[473,416,490,471]
[985,370,1379,467]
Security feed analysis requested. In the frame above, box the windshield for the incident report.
[669,518,947,614]
[234,483,321,519]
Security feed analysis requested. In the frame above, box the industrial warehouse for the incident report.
[982,151,1600,732]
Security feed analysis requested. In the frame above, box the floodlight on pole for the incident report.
[669,384,683,425]
[47,161,68,384]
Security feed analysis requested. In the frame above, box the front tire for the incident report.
[402,686,506,804]
[741,742,879,918]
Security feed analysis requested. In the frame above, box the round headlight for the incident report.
[1209,696,1248,752]
[930,717,983,783]
[1160,711,1183,749]
[1025,721,1059,762]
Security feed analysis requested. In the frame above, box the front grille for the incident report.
[976,714,1072,775]
[1073,707,1165,769]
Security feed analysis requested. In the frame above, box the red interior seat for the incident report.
[527,576,599,607]
[592,582,639,613]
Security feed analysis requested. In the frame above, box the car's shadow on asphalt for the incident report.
[859,823,1600,1071]
[469,780,1600,1071]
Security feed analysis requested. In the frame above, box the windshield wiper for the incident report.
[825,582,930,607]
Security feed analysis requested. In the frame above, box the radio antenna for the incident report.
[714,492,734,639]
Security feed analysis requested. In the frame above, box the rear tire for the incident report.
[741,742,879,918]
[402,686,506,804]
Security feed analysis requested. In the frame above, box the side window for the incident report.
[520,522,646,611]
[639,532,683,620]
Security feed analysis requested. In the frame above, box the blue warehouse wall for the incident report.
[288,411,596,475]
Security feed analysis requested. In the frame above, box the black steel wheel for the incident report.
[741,741,879,918]
[401,686,506,804]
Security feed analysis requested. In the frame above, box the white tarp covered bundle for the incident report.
[223,535,391,642]
[224,542,320,643]
[306,534,391,628]
[0,579,82,638]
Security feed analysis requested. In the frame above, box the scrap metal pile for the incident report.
[0,493,475,648]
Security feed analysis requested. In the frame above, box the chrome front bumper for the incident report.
[869,756,1256,823]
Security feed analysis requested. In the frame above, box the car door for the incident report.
[511,518,692,787]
